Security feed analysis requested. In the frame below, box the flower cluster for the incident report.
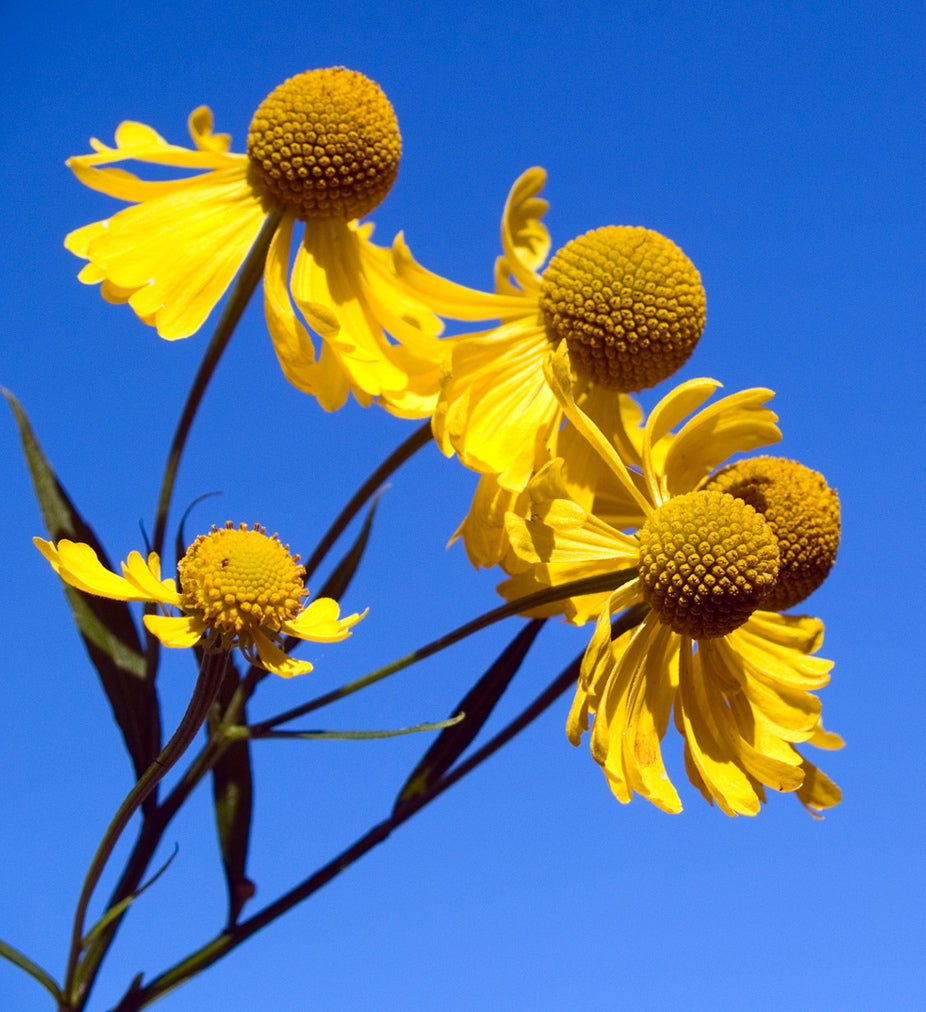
[50,66,842,815]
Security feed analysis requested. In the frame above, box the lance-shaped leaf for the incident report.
[207,656,256,927]
[316,493,381,604]
[393,619,545,816]
[5,390,162,785]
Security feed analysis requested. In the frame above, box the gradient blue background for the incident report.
[3,1,924,1009]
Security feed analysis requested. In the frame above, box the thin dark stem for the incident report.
[114,605,648,1010]
[252,568,638,734]
[302,419,433,582]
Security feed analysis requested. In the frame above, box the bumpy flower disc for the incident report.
[178,523,307,639]
[247,67,401,221]
[703,456,840,610]
[637,490,779,639]
[538,226,706,392]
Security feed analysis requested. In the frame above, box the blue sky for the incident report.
[2,1,925,1009]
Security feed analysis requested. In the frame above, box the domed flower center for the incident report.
[178,523,307,639]
[703,456,840,610]
[246,67,401,222]
[538,226,706,392]
[637,490,779,639]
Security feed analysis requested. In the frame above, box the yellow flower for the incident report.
[501,347,842,816]
[65,68,447,417]
[35,523,365,678]
[394,168,707,489]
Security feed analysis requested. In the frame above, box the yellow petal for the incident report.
[144,613,206,647]
[283,600,367,642]
[36,538,154,601]
[262,212,350,410]
[663,387,780,498]
[251,629,314,678]
[544,342,652,516]
[497,167,550,291]
[392,232,528,320]
[437,319,558,490]
[70,168,266,339]
[121,551,180,605]
[677,645,761,816]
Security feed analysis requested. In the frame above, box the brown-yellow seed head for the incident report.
[703,456,840,610]
[539,226,706,392]
[178,523,307,640]
[638,490,779,639]
[247,67,401,222]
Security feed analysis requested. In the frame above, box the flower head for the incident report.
[703,456,840,610]
[501,350,842,816]
[35,523,365,677]
[394,169,706,489]
[65,68,447,417]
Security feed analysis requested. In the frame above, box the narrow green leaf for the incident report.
[393,619,545,815]
[80,844,179,949]
[0,938,61,1000]
[208,659,255,927]
[4,390,162,785]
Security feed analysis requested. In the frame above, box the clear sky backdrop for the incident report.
[3,1,925,1009]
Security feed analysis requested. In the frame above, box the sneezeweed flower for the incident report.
[703,456,840,610]
[35,523,364,677]
[65,68,447,416]
[501,347,842,816]
[394,167,707,490]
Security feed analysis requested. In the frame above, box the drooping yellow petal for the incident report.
[144,613,206,648]
[251,629,315,678]
[620,620,683,812]
[677,645,761,816]
[68,168,266,339]
[262,211,349,410]
[795,759,842,817]
[436,317,557,489]
[543,342,652,516]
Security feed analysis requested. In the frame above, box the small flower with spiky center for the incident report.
[64,68,448,417]
[500,347,842,817]
[35,523,365,677]
[393,168,706,491]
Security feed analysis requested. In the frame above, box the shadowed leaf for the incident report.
[316,494,381,603]
[5,389,161,789]
[393,619,545,815]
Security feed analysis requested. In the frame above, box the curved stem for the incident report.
[302,419,433,582]
[118,605,647,1010]
[61,652,228,1011]
[150,209,282,562]
[253,568,638,734]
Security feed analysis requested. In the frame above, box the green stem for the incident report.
[66,667,259,1005]
[60,652,228,1011]
[116,605,647,1010]
[302,419,433,582]
[253,568,638,734]
[150,209,282,563]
